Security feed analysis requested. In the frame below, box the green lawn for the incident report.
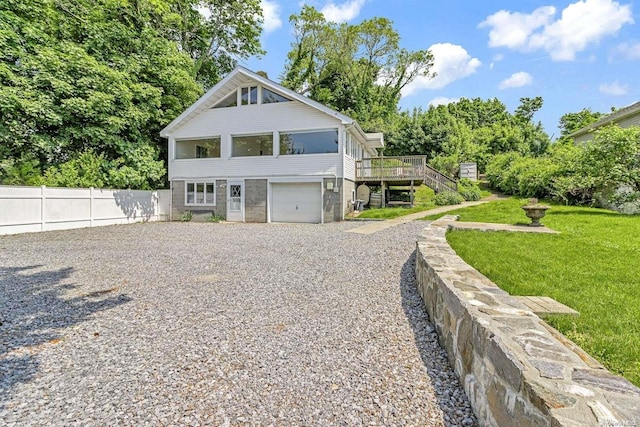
[356,185,436,219]
[424,198,640,386]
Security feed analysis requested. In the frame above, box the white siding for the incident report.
[343,156,356,181]
[168,101,345,180]
[618,113,640,128]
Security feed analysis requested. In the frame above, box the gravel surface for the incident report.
[0,221,476,426]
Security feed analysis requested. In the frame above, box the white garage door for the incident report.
[271,183,322,223]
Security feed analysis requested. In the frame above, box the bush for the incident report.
[205,213,225,222]
[434,191,464,206]
[485,152,560,199]
[180,211,193,222]
[457,178,482,201]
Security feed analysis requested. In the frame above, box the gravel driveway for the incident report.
[0,221,475,426]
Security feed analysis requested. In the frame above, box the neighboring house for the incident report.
[570,101,640,143]
[160,66,383,223]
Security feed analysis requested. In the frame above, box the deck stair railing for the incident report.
[355,155,457,192]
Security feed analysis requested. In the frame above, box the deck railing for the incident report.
[355,156,457,192]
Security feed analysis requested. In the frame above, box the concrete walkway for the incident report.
[346,200,489,235]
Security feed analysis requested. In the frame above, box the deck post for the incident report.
[410,180,414,207]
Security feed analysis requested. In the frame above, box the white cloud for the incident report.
[479,6,556,50]
[321,0,366,23]
[261,0,282,33]
[599,81,629,95]
[401,43,481,96]
[479,0,634,61]
[614,41,640,60]
[498,72,533,89]
[428,97,460,107]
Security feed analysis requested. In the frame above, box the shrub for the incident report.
[434,191,464,206]
[180,211,193,222]
[485,152,522,193]
[457,178,482,201]
[205,213,225,222]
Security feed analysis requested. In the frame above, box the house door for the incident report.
[227,180,244,222]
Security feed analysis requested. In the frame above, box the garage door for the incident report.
[271,183,322,223]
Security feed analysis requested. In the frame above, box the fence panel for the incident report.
[0,185,169,236]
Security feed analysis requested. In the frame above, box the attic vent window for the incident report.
[262,88,291,104]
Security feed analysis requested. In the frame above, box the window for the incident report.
[185,181,215,205]
[241,86,258,105]
[262,88,291,104]
[213,91,237,108]
[279,129,339,155]
[232,134,273,157]
[175,138,221,159]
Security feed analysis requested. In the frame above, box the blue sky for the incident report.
[244,0,639,138]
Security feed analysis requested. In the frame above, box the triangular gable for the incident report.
[160,66,357,137]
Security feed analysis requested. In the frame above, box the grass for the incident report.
[356,185,436,219]
[423,198,640,386]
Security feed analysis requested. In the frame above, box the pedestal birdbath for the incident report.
[522,198,550,227]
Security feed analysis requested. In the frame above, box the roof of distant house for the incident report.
[570,101,640,138]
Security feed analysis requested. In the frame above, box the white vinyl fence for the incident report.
[0,185,171,236]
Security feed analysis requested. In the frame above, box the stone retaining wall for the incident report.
[415,216,640,426]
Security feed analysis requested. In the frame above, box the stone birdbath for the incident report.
[521,198,550,227]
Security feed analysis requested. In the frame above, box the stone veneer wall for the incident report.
[244,179,267,223]
[171,180,227,221]
[415,216,640,427]
[322,178,343,223]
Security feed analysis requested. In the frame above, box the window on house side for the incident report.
[186,181,216,206]
[232,134,273,157]
[241,86,258,105]
[280,129,339,155]
[212,91,237,108]
[175,138,221,159]
[262,88,291,104]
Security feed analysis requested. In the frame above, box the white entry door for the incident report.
[226,180,244,222]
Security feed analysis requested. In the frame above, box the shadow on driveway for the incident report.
[0,265,131,408]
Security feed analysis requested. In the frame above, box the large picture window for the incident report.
[279,129,339,155]
[175,138,221,159]
[185,181,216,205]
[232,134,273,157]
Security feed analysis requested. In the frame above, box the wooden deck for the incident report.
[355,156,457,192]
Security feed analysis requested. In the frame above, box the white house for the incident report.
[160,66,384,223]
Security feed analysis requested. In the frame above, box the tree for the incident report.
[281,6,434,130]
[582,126,640,209]
[1,0,263,188]
[513,97,550,156]
[558,108,604,137]
[165,0,265,87]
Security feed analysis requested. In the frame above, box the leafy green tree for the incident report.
[165,0,265,87]
[2,0,261,188]
[513,97,550,156]
[282,6,433,130]
[582,126,640,209]
[558,108,604,137]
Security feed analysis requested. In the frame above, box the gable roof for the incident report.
[569,101,640,138]
[159,66,381,149]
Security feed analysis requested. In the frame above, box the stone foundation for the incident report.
[415,216,640,426]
